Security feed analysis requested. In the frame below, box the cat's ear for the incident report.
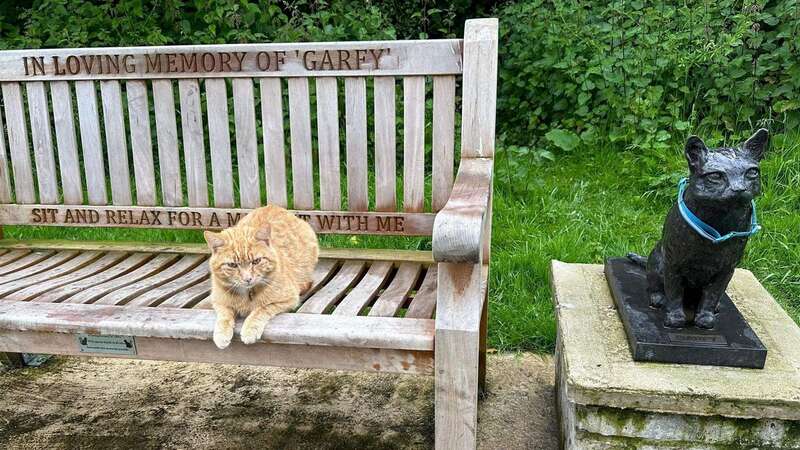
[203,231,225,253]
[255,224,271,245]
[684,136,708,174]
[742,128,768,161]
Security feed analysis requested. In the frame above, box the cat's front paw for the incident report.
[240,323,265,345]
[695,311,716,329]
[664,309,688,328]
[213,327,234,349]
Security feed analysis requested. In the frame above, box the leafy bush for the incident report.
[497,0,800,155]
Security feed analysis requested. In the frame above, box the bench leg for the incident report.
[478,289,488,396]
[0,352,25,368]
[435,262,483,450]
[436,328,480,450]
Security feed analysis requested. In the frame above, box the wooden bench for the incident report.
[0,18,497,448]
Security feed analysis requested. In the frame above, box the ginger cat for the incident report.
[203,205,318,349]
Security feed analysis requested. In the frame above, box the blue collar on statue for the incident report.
[677,178,761,244]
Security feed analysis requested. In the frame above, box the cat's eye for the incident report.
[746,168,760,178]
[252,258,263,265]
[224,262,238,268]
[706,172,724,182]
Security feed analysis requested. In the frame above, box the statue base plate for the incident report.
[604,257,767,369]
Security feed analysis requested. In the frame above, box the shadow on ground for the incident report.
[0,353,557,449]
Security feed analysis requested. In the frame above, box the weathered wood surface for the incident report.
[332,261,393,316]
[1,82,35,203]
[0,240,435,263]
[0,102,13,203]
[152,79,183,206]
[316,77,342,211]
[205,78,236,207]
[49,81,83,204]
[406,265,438,319]
[0,301,435,351]
[432,76,456,211]
[0,330,432,375]
[25,82,59,204]
[403,76,425,212]
[373,77,397,211]
[298,260,366,314]
[432,158,493,263]
[0,40,462,81]
[260,78,288,207]
[460,19,498,159]
[0,205,435,235]
[100,80,133,205]
[435,261,487,450]
[74,80,108,205]
[125,80,157,206]
[232,78,261,208]
[369,262,422,317]
[345,77,368,211]
[178,79,209,207]
[288,77,314,210]
[0,251,112,299]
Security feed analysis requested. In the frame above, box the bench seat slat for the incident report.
[0,250,76,285]
[0,249,30,267]
[93,254,206,306]
[298,260,366,314]
[63,253,181,304]
[31,253,152,303]
[132,262,210,308]
[405,265,437,319]
[368,262,423,317]
[0,301,434,352]
[332,261,394,316]
[157,279,210,309]
[0,251,107,299]
[0,250,55,277]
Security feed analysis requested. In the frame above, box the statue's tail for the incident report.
[626,252,648,268]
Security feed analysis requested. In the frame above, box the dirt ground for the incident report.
[0,353,557,450]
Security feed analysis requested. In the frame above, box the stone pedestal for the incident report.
[551,261,800,449]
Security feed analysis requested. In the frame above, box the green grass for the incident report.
[5,134,799,354]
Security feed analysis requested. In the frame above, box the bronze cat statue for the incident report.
[627,129,768,330]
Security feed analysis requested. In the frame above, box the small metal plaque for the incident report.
[668,333,728,347]
[77,334,137,355]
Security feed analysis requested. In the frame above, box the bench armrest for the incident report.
[432,158,493,263]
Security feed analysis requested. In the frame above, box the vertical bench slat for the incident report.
[432,75,456,212]
[178,79,209,207]
[1,83,35,203]
[74,81,108,205]
[50,81,83,204]
[232,78,261,208]
[125,80,157,206]
[152,80,183,206]
[403,76,425,212]
[315,78,341,210]
[204,79,235,207]
[260,78,288,207]
[287,78,314,210]
[25,82,59,204]
[0,106,12,202]
[345,77,368,211]
[373,77,396,212]
[460,19,498,158]
[99,80,133,205]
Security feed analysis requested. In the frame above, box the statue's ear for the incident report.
[742,128,768,161]
[684,136,708,173]
[203,231,225,253]
[255,224,271,245]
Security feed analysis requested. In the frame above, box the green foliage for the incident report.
[497,0,800,155]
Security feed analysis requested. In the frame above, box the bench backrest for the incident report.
[0,19,496,237]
